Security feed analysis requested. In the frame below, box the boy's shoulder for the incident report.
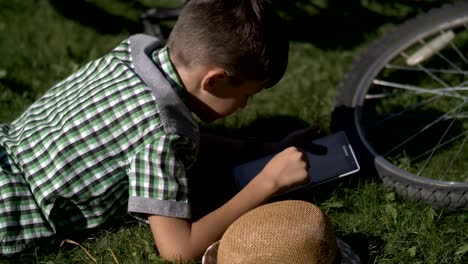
[128,34,163,54]
[110,34,162,63]
[120,34,199,142]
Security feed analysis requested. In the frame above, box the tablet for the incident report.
[231,131,360,193]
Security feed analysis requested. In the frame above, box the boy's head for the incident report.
[167,0,289,122]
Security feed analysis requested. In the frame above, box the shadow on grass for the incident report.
[340,232,384,264]
[48,0,144,34]
[191,114,370,220]
[48,0,451,49]
[192,115,316,220]
[270,0,451,49]
[0,77,35,102]
[199,114,317,140]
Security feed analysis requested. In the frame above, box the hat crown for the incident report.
[217,200,338,264]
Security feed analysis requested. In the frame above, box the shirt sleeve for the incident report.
[127,132,197,219]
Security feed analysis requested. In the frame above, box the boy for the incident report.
[0,0,311,261]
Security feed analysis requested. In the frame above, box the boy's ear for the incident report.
[201,68,228,93]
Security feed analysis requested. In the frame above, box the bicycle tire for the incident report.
[332,1,468,210]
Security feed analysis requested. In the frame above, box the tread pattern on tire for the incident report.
[381,173,468,210]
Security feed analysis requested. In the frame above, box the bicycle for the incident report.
[331,0,468,210]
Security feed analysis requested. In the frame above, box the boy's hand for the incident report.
[258,146,310,194]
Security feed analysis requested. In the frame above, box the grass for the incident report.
[1,0,467,263]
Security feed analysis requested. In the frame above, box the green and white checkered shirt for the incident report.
[0,34,199,255]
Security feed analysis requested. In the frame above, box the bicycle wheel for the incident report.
[332,1,468,210]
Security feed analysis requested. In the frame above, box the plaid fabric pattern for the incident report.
[153,46,184,93]
[0,37,197,255]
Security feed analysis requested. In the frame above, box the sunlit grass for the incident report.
[1,0,467,263]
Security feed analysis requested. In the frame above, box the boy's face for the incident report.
[192,76,265,123]
[213,79,264,117]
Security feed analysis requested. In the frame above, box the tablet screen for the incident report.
[232,131,360,191]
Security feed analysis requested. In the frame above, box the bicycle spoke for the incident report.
[432,47,467,76]
[450,112,468,119]
[448,39,468,64]
[383,101,466,156]
[385,64,468,75]
[372,79,468,99]
[416,103,462,176]
[441,134,468,181]
[365,90,424,99]
[401,49,468,100]
[408,130,468,163]
[363,95,441,128]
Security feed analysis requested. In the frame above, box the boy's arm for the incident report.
[148,173,273,262]
[148,147,310,262]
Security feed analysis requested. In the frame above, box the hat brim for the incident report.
[201,241,220,264]
[202,238,360,264]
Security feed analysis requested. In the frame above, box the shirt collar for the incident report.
[152,46,186,100]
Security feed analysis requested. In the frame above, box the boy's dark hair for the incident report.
[167,0,289,88]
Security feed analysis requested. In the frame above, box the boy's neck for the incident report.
[170,53,198,94]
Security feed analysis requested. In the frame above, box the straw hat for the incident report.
[202,200,360,264]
